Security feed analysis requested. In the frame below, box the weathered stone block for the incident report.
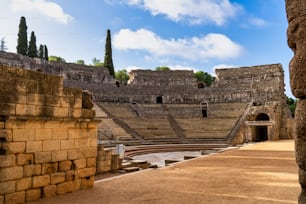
[83,147,97,158]
[52,128,68,140]
[0,166,23,182]
[87,158,96,168]
[35,129,52,140]
[26,93,43,106]
[5,191,25,204]
[0,122,4,129]
[16,177,32,191]
[81,176,94,189]
[68,129,80,139]
[57,181,73,195]
[26,141,42,153]
[16,153,33,165]
[43,185,57,198]
[73,159,86,169]
[0,180,15,195]
[65,170,76,181]
[78,167,95,178]
[0,129,12,142]
[16,104,37,116]
[34,152,51,164]
[59,160,72,172]
[51,150,67,162]
[72,179,81,192]
[33,175,50,188]
[67,150,83,160]
[42,162,58,174]
[43,140,60,151]
[0,195,3,204]
[13,129,34,141]
[50,172,65,185]
[88,138,97,147]
[3,142,25,154]
[26,188,41,202]
[5,120,25,129]
[0,155,15,167]
[75,138,88,149]
[24,121,44,129]
[24,164,41,177]
[60,139,75,150]
[0,103,16,116]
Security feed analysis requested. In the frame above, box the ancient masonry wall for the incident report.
[0,64,99,203]
[287,1,306,203]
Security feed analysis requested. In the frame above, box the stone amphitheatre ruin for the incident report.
[0,45,295,203]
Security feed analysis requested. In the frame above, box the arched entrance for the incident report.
[255,113,269,141]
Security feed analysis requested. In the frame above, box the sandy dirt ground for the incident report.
[30,140,299,204]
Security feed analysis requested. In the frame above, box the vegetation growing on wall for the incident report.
[287,97,297,117]
[156,66,171,71]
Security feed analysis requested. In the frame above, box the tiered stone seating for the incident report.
[96,102,248,144]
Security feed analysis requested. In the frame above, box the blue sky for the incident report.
[0,0,293,97]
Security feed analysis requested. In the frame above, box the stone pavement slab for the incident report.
[30,140,299,204]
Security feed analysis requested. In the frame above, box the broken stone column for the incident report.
[286,0,306,203]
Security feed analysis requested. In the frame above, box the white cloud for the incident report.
[124,0,242,25]
[9,0,73,24]
[113,28,243,61]
[249,17,268,27]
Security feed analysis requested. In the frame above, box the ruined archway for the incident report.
[255,113,270,141]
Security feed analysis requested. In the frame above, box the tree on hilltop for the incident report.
[76,59,85,65]
[115,69,130,85]
[103,29,115,76]
[17,16,28,55]
[156,66,170,71]
[0,37,8,51]
[92,57,103,66]
[39,44,44,59]
[49,55,65,62]
[28,31,38,58]
[194,71,215,86]
[44,45,48,61]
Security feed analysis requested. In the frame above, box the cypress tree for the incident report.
[17,16,28,55]
[39,44,44,59]
[44,45,48,61]
[104,29,115,76]
[28,31,37,58]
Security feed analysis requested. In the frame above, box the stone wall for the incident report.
[0,51,115,86]
[286,1,306,203]
[0,64,99,203]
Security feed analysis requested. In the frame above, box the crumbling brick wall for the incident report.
[0,64,99,203]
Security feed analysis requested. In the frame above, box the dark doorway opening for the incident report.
[202,109,207,118]
[255,113,269,141]
[156,96,163,104]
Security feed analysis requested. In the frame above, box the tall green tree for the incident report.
[39,44,44,59]
[44,45,48,61]
[104,29,115,76]
[28,31,37,58]
[17,16,28,55]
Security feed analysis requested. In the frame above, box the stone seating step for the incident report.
[123,167,140,172]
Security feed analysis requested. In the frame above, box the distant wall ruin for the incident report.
[0,64,99,203]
